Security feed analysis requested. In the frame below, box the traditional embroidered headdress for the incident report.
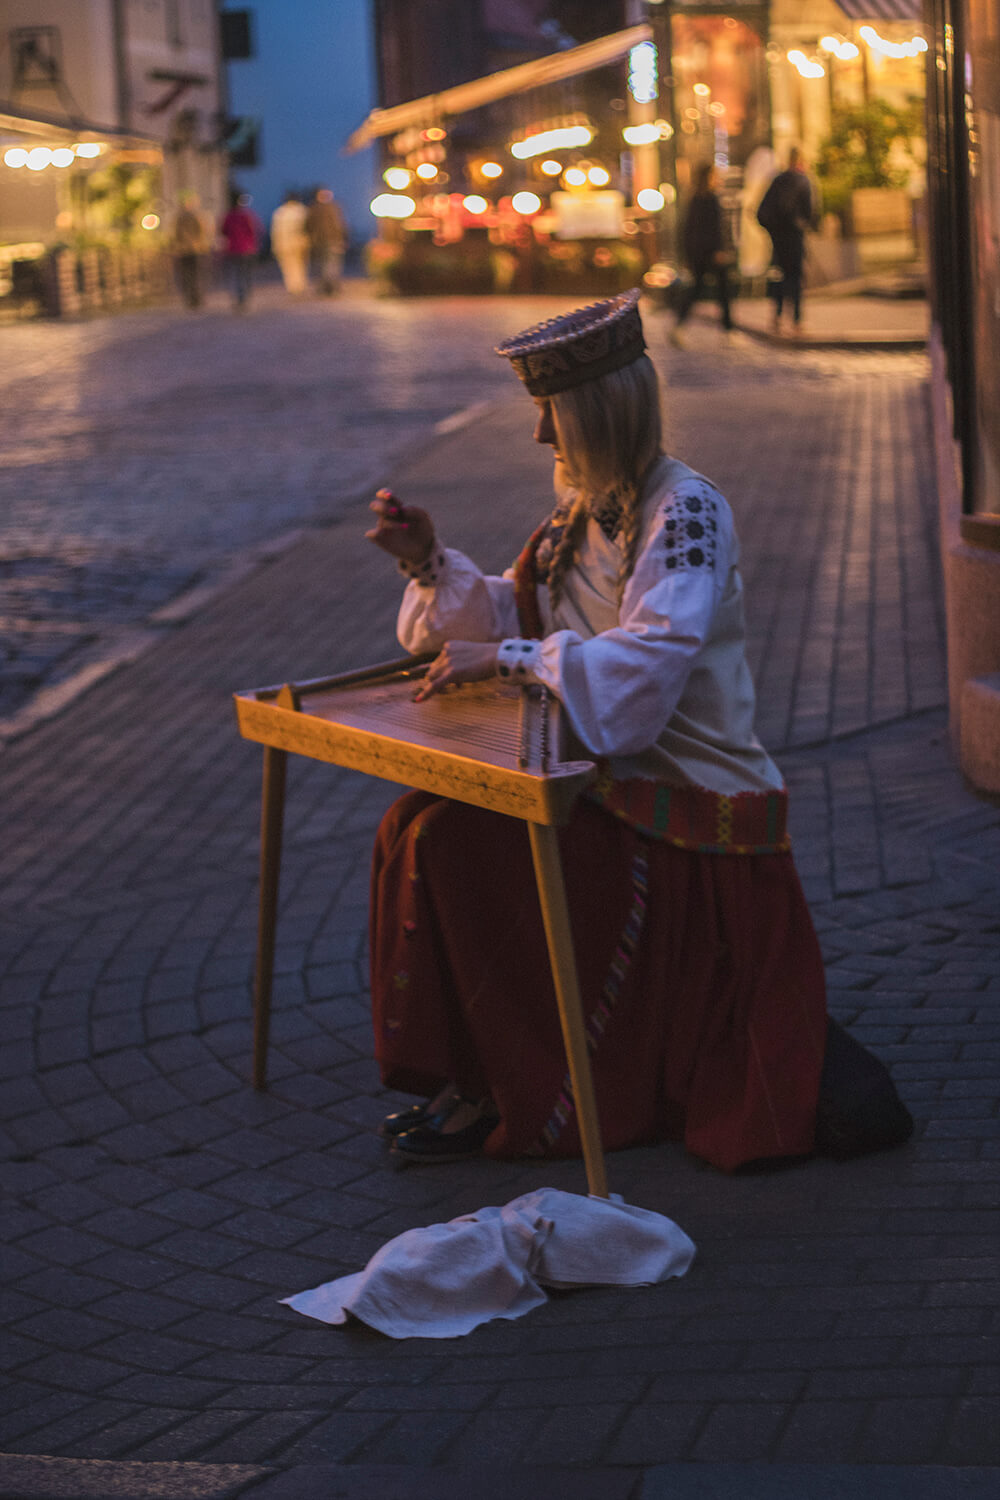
[495,288,646,397]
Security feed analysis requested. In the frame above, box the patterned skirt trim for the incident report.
[532,845,650,1154]
[585,767,791,855]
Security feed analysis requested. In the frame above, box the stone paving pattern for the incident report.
[0,290,997,1493]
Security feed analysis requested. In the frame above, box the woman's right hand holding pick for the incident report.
[366,489,436,566]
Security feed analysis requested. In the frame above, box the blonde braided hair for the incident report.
[542,492,591,611]
[545,355,664,611]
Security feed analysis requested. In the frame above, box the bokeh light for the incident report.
[370,193,416,218]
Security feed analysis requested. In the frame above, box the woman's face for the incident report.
[533,397,558,454]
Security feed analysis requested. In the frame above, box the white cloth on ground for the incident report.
[281,1189,695,1339]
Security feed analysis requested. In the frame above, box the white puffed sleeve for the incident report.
[496,481,732,757]
[396,543,521,655]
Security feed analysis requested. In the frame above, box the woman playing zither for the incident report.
[365,289,910,1171]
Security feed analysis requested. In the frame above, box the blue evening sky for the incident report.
[223,0,378,243]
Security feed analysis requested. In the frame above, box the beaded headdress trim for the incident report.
[495,288,646,397]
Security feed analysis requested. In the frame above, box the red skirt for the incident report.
[369,791,827,1172]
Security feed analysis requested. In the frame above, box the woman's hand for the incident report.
[365,489,436,565]
[414,641,500,702]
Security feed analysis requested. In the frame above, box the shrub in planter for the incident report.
[815,97,924,231]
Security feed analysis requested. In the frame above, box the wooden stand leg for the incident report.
[527,822,609,1199]
[253,746,287,1090]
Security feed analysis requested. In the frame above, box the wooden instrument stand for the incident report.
[234,657,609,1197]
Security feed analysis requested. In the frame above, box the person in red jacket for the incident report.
[219,192,263,311]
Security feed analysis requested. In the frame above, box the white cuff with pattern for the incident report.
[497,638,542,683]
[398,543,447,587]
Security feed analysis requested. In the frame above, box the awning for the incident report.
[833,1,924,20]
[0,99,159,149]
[345,21,653,154]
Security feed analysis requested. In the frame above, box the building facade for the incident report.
[0,0,228,315]
[924,0,1000,792]
[361,1,929,293]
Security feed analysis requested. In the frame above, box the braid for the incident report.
[615,480,644,606]
[544,493,590,612]
[542,356,664,616]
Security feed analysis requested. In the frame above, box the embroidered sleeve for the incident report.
[396,547,520,655]
[508,478,735,757]
[662,484,719,574]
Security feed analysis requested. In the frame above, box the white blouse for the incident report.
[397,455,783,796]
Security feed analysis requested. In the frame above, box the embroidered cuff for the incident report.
[398,543,447,587]
[497,638,542,682]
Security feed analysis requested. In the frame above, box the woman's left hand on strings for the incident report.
[414,641,499,702]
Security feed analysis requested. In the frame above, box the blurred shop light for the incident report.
[859,26,927,59]
[693,83,711,97]
[480,161,503,178]
[4,148,28,167]
[587,166,610,186]
[563,167,588,187]
[371,193,416,218]
[511,123,592,159]
[26,148,52,170]
[384,166,411,189]
[511,191,541,214]
[415,162,438,180]
[74,142,103,157]
[141,214,160,229]
[422,126,447,141]
[636,187,664,211]
[644,261,678,289]
[628,41,657,105]
[623,122,661,146]
[540,159,563,175]
[51,148,75,167]
[787,50,826,79]
[820,36,859,61]
[462,195,488,214]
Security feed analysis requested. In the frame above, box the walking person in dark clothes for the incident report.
[756,147,818,333]
[670,163,735,348]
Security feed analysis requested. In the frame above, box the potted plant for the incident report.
[815,97,924,237]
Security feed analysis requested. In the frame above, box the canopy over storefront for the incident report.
[834,1,922,18]
[345,21,653,153]
[0,100,159,152]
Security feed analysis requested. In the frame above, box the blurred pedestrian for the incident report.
[738,145,778,279]
[670,163,735,348]
[219,192,263,311]
[756,147,818,333]
[171,191,211,310]
[270,191,310,295]
[305,187,347,295]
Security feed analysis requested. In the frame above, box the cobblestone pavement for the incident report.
[1,292,997,1496]
[1,283,927,732]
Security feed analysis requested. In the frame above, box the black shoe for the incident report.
[389,1106,498,1167]
[379,1101,433,1140]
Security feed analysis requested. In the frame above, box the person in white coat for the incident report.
[269,192,309,295]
